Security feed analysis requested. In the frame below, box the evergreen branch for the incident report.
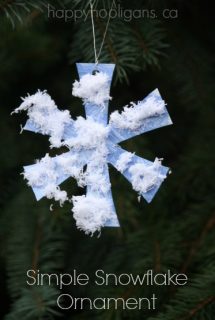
[3,190,69,319]
[154,240,161,272]
[5,287,62,320]
[179,296,215,320]
[131,22,149,54]
[181,213,215,273]
[0,0,47,27]
[31,218,42,273]
[69,18,167,83]
[0,0,14,12]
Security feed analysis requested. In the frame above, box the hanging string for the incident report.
[97,0,114,62]
[90,0,114,66]
[90,0,98,64]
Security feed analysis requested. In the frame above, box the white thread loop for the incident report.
[90,0,98,64]
[90,0,115,65]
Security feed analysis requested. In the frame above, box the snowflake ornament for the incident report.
[13,63,173,235]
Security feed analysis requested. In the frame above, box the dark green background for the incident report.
[0,1,215,319]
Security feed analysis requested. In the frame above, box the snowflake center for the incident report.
[63,117,109,162]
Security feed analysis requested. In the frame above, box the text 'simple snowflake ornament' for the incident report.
[13,63,173,235]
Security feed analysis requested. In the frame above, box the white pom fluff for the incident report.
[72,72,111,106]
[23,154,68,206]
[110,93,165,130]
[63,116,109,150]
[115,152,134,173]
[129,158,166,194]
[13,90,72,148]
[72,195,114,235]
[44,184,68,206]
[13,90,56,112]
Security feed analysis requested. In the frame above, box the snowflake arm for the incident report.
[108,144,169,203]
[13,90,74,148]
[108,89,172,144]
[72,162,119,234]
[23,149,88,203]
